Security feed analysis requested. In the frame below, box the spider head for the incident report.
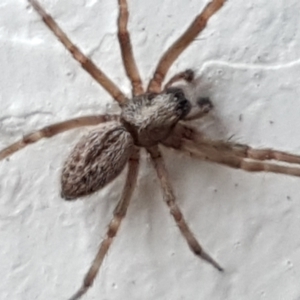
[120,88,191,147]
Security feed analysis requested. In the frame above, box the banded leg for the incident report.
[28,0,127,104]
[0,115,118,160]
[148,146,223,271]
[147,0,226,93]
[68,148,140,300]
[165,124,300,165]
[194,138,300,165]
[173,138,300,178]
[118,0,143,96]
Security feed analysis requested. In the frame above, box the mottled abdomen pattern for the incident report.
[61,122,133,200]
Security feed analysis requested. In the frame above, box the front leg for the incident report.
[0,115,119,161]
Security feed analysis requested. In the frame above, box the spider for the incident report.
[2,0,300,299]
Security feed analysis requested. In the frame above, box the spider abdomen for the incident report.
[61,122,134,200]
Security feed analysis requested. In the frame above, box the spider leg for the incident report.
[68,148,140,300]
[147,0,226,93]
[147,146,223,271]
[164,124,300,165]
[168,137,300,178]
[0,115,118,161]
[118,0,143,96]
[161,123,196,149]
[163,69,195,91]
[194,138,300,165]
[28,0,127,104]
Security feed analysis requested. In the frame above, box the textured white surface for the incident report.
[1,0,300,299]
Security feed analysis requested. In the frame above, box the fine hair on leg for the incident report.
[176,138,300,178]
[191,134,300,165]
[147,146,223,271]
[165,124,300,165]
[117,0,143,96]
[28,0,127,104]
[0,115,118,161]
[147,0,226,93]
[68,148,140,300]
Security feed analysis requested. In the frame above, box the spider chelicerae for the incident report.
[2,0,300,299]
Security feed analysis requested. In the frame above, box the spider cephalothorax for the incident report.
[121,88,191,147]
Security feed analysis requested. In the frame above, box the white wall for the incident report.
[1,0,300,299]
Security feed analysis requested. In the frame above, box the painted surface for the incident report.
[1,0,300,299]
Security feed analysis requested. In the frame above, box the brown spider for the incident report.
[2,0,300,299]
